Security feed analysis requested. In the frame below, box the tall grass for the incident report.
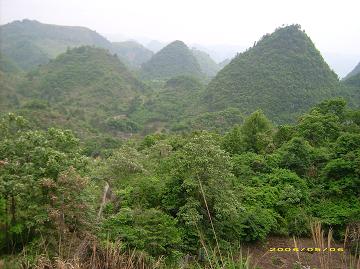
[308,221,360,269]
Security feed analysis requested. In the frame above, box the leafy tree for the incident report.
[101,208,181,257]
[0,114,89,253]
[241,110,274,153]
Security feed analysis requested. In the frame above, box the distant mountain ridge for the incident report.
[0,19,112,70]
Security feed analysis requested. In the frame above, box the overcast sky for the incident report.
[1,0,359,75]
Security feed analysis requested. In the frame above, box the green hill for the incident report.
[111,41,153,69]
[140,40,204,80]
[0,19,112,70]
[344,62,360,80]
[191,48,220,77]
[203,25,340,123]
[17,46,146,135]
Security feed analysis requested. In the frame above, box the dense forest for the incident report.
[0,20,359,269]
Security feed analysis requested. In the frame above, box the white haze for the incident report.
[0,0,359,77]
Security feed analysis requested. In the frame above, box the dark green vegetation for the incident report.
[140,40,205,80]
[0,21,359,268]
[204,25,343,123]
[111,40,154,69]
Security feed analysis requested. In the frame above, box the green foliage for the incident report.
[276,137,314,176]
[180,108,243,133]
[297,110,341,146]
[0,114,92,253]
[241,110,274,153]
[101,208,181,256]
[106,117,141,132]
[222,125,243,155]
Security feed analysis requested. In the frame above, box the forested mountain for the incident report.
[0,19,112,70]
[140,40,204,80]
[16,46,146,136]
[344,62,360,80]
[203,25,340,123]
[191,48,220,77]
[111,40,153,69]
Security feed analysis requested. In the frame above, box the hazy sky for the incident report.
[1,0,359,75]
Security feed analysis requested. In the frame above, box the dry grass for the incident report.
[307,221,360,269]
[17,237,162,269]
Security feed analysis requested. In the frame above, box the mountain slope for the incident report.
[203,25,340,123]
[111,41,153,69]
[140,40,204,80]
[344,62,360,80]
[0,19,112,70]
[18,46,146,134]
[191,48,220,77]
[0,71,21,112]
[343,73,360,88]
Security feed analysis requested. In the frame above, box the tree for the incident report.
[0,114,88,253]
[162,132,244,251]
[241,110,274,153]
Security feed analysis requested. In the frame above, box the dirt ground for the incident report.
[243,236,359,269]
